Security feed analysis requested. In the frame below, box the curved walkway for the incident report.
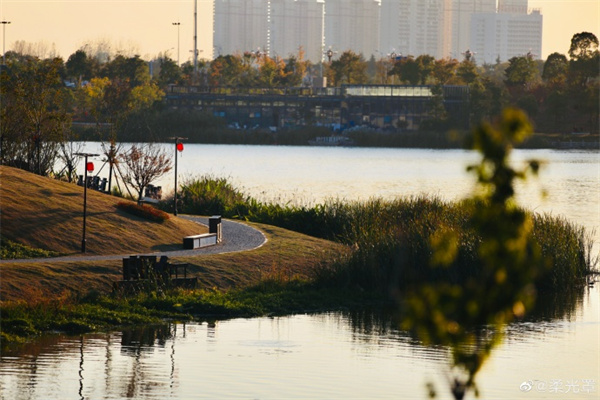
[0,217,267,264]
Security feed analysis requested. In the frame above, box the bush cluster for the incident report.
[116,201,170,223]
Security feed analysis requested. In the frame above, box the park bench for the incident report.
[183,216,222,249]
[116,254,197,292]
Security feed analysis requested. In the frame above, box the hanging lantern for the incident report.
[86,162,94,172]
[176,142,184,152]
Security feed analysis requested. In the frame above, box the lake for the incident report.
[2,145,598,399]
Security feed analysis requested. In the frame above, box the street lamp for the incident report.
[1,20,11,65]
[172,22,181,66]
[75,152,99,253]
[168,137,187,216]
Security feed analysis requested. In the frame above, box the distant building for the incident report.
[449,0,497,60]
[270,0,325,62]
[498,0,529,14]
[471,8,543,64]
[324,0,381,59]
[212,0,542,66]
[214,0,269,57]
[380,0,451,60]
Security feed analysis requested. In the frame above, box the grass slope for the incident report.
[0,166,348,302]
[0,166,204,255]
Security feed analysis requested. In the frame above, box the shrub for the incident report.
[116,201,170,222]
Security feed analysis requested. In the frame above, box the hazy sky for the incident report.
[0,0,598,61]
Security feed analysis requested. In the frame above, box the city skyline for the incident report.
[0,0,598,62]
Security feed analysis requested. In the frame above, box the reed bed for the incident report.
[169,175,596,292]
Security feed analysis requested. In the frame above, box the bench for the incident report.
[182,216,223,249]
[116,255,197,292]
[183,233,218,249]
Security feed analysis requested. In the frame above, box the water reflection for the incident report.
[0,285,595,400]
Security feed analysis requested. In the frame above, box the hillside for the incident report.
[0,166,349,302]
[0,166,205,255]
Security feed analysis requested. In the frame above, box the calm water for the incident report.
[4,145,597,399]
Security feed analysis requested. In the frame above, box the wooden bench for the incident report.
[116,255,197,292]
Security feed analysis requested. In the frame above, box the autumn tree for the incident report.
[120,143,172,204]
[0,57,71,175]
[432,58,459,85]
[456,60,479,85]
[416,55,436,84]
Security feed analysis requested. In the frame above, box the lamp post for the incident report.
[172,22,181,66]
[1,20,10,65]
[75,152,99,253]
[168,137,187,216]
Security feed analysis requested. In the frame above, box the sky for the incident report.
[0,0,598,62]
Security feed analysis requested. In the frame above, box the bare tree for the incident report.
[120,143,172,204]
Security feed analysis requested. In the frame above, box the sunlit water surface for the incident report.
[1,285,598,399]
[5,145,596,399]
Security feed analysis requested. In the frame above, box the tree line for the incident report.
[1,32,598,182]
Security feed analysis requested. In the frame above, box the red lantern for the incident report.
[176,142,184,152]
[86,162,94,172]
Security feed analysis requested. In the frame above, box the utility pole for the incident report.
[168,137,187,216]
[1,21,11,65]
[172,22,181,66]
[193,0,198,74]
[75,152,99,253]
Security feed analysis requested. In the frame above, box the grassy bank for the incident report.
[167,176,597,292]
[1,164,596,347]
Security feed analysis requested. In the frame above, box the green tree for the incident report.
[329,50,368,86]
[504,56,538,87]
[156,56,183,87]
[403,108,546,399]
[542,52,568,85]
[568,31,599,60]
[102,54,150,88]
[389,57,419,85]
[66,49,97,86]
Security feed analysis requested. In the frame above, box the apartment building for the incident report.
[213,0,542,65]
[380,0,451,60]
[214,0,269,56]
[449,0,497,59]
[471,8,543,64]
[270,0,325,62]
[325,0,381,59]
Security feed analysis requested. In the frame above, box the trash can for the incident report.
[209,215,222,243]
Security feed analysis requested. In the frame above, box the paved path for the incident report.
[0,217,267,264]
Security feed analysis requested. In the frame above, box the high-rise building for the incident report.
[449,0,497,59]
[498,0,528,14]
[471,8,543,64]
[325,0,381,59]
[214,0,270,57]
[270,0,325,62]
[380,0,451,60]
